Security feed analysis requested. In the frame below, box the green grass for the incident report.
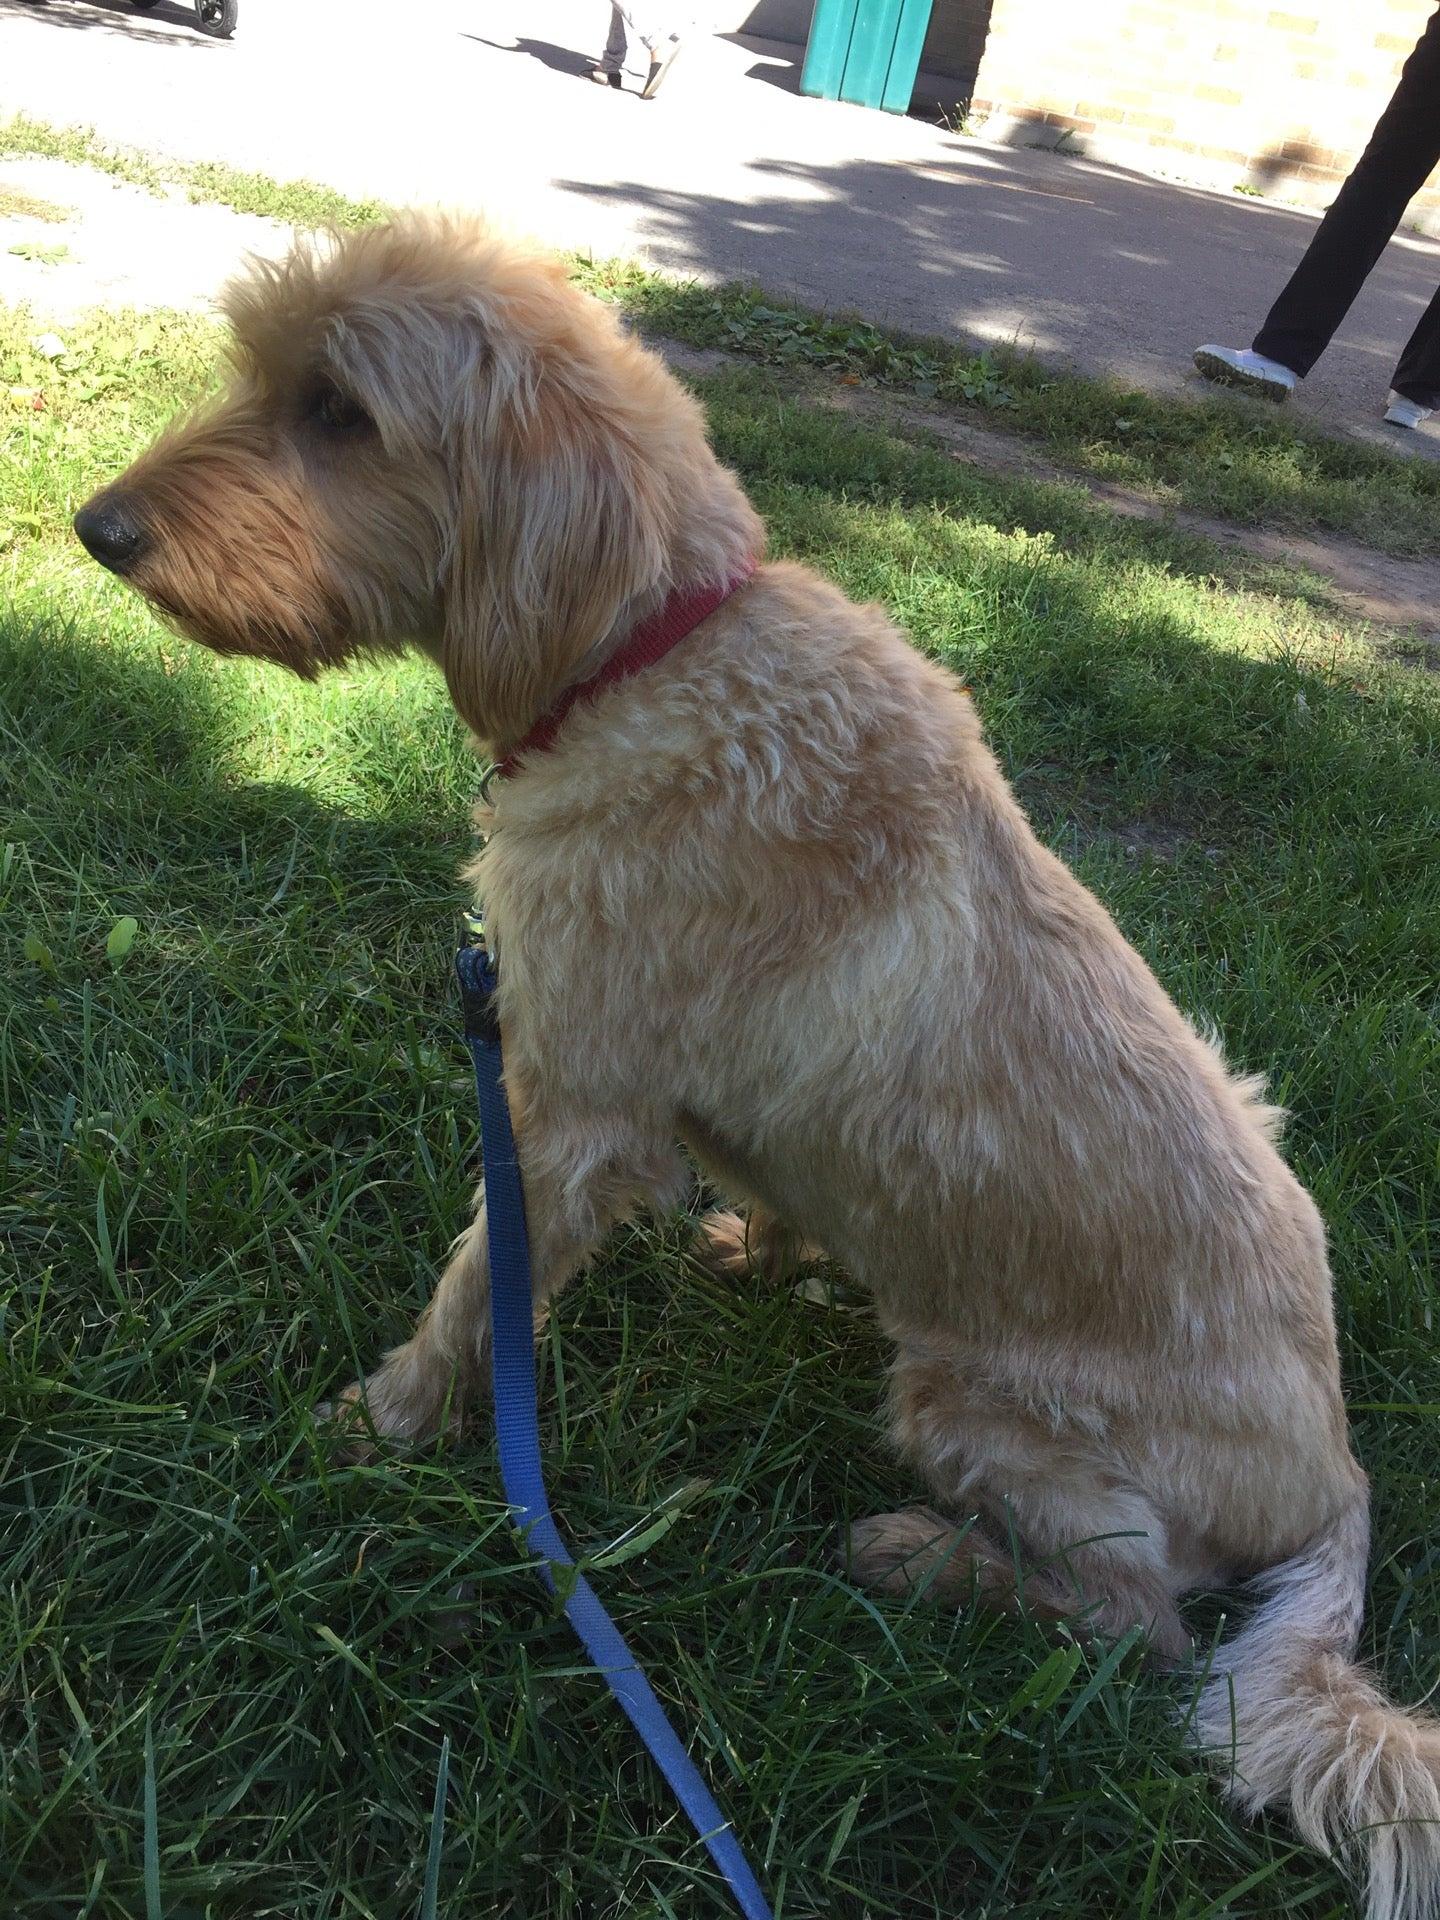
[579,260,1440,558]
[3,303,1438,1920]
[0,113,392,231]
[6,110,1440,556]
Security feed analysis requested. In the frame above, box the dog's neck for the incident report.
[491,458,764,762]
[493,562,758,780]
[645,461,762,631]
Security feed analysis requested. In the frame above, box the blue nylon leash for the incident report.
[456,922,773,1920]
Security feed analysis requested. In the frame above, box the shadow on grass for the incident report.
[692,362,1371,618]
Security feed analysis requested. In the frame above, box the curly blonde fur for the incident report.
[77,213,1439,1919]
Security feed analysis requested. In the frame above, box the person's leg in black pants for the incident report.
[1252,7,1440,398]
[1389,282,1440,410]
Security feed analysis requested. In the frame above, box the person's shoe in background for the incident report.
[1193,345,1298,401]
[1383,393,1433,429]
[641,35,685,98]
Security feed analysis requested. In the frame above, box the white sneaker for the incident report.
[641,35,684,98]
[1193,344,1298,401]
[1383,393,1432,429]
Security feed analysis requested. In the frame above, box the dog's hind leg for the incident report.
[694,1203,823,1284]
[852,1345,1192,1661]
[847,1505,1075,1619]
[847,1503,1190,1659]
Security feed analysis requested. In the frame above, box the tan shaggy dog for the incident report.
[76,214,1438,1918]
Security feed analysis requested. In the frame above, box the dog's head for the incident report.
[74,214,750,745]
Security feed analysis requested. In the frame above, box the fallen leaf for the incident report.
[106,915,139,963]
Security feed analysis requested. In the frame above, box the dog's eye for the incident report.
[305,383,371,434]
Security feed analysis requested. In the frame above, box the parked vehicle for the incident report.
[128,0,237,41]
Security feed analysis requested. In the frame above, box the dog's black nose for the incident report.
[73,500,147,574]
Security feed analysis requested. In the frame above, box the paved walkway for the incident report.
[3,0,1439,457]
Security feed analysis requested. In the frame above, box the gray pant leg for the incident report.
[601,4,628,71]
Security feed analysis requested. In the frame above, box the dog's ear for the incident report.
[442,350,669,746]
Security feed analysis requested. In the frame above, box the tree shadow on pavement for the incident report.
[560,146,1325,362]
[557,140,1440,464]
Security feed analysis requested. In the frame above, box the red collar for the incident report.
[493,562,757,781]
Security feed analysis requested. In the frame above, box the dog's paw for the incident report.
[694,1207,758,1280]
[318,1359,468,1461]
[315,1381,389,1462]
[843,1507,966,1598]
[694,1205,822,1285]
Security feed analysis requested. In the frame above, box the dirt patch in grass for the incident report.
[1081,817,1216,866]
[823,383,1440,650]
[0,184,71,222]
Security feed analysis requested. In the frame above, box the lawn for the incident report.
[2,299,1438,1920]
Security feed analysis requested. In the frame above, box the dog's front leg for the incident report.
[329,1192,495,1448]
[330,1110,686,1449]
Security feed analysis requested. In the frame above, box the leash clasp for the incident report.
[457,908,500,1045]
[461,907,489,952]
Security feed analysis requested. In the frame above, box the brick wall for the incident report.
[968,0,1440,233]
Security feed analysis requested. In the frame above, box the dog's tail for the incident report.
[1193,1493,1440,1920]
